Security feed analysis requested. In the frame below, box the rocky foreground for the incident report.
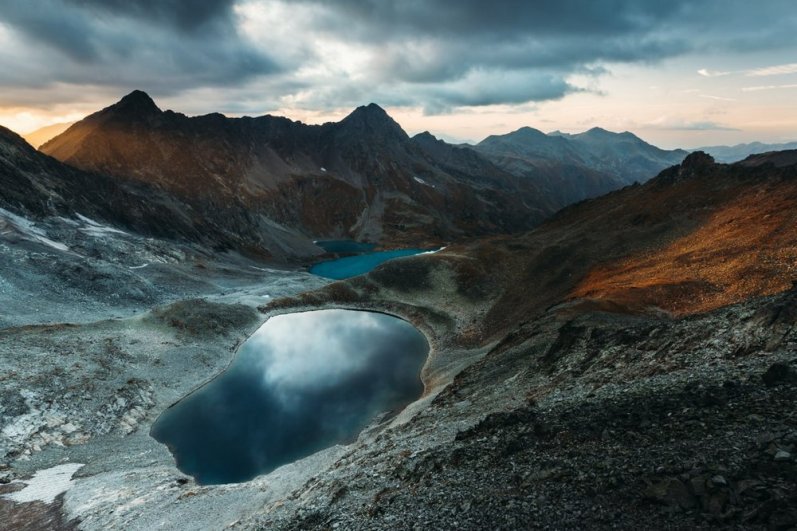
[2,265,794,530]
[252,285,796,530]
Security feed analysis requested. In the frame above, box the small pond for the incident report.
[310,248,435,280]
[151,309,429,485]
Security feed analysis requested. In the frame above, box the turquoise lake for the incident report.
[309,248,434,279]
[151,309,429,485]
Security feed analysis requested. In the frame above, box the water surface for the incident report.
[151,309,428,485]
[309,248,433,280]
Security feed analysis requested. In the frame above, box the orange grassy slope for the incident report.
[570,155,797,315]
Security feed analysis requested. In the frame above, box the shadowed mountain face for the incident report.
[474,126,688,206]
[0,125,324,258]
[0,125,198,241]
[41,91,553,254]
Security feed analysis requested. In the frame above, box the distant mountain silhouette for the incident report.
[696,141,797,163]
[40,91,699,257]
[22,121,75,149]
[474,126,688,205]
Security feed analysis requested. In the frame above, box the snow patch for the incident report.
[420,246,446,255]
[76,213,128,236]
[0,208,69,252]
[75,213,101,226]
[129,263,149,270]
[2,463,84,504]
[414,176,434,187]
[250,266,282,274]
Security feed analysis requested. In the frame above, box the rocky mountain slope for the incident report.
[475,126,688,205]
[1,125,186,235]
[269,149,797,354]
[0,125,320,260]
[41,92,552,254]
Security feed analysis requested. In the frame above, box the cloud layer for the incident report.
[0,0,275,103]
[0,0,795,116]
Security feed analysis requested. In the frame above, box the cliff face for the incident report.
[41,92,551,253]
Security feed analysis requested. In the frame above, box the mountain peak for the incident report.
[582,126,613,137]
[681,150,715,169]
[344,102,389,120]
[737,149,797,168]
[516,126,547,136]
[0,124,30,149]
[339,103,407,140]
[656,150,716,183]
[107,90,161,118]
[413,131,438,142]
[574,127,648,147]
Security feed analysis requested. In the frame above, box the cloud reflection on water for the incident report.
[151,309,428,485]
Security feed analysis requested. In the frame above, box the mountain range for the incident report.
[29,91,686,257]
[473,126,687,205]
[39,91,551,256]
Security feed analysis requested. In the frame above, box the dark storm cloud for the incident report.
[307,0,682,39]
[65,0,235,32]
[0,0,275,98]
[291,0,797,109]
[301,0,693,72]
[0,0,795,114]
[303,0,796,46]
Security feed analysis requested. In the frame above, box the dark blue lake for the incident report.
[309,248,434,280]
[151,309,429,485]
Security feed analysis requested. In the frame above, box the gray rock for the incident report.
[774,450,792,462]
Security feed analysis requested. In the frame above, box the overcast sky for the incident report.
[0,0,795,148]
